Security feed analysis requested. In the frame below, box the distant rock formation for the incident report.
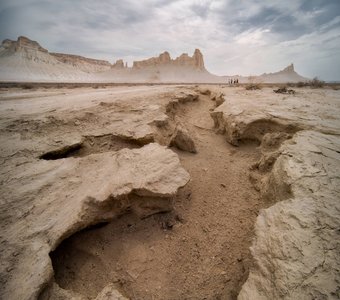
[111,59,126,69]
[133,49,206,71]
[17,36,48,52]
[132,51,170,68]
[0,36,113,73]
[259,63,308,83]
[282,63,295,73]
[51,53,111,72]
[0,36,309,83]
[1,36,48,53]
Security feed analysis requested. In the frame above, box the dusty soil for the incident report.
[51,90,265,299]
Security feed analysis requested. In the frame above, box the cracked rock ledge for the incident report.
[0,143,189,299]
[0,90,198,300]
[210,89,340,299]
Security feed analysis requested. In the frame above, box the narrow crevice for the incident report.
[39,134,142,160]
[39,143,83,160]
[151,92,199,153]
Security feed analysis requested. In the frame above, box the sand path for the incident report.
[52,91,265,299]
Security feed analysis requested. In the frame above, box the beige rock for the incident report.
[0,87,195,300]
[239,131,340,299]
[211,88,340,145]
[133,49,205,71]
[133,51,171,68]
[212,88,340,299]
[0,144,189,300]
[171,124,197,153]
[112,59,125,69]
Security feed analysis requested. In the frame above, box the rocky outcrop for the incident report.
[209,87,340,299]
[0,36,48,53]
[211,88,340,146]
[0,36,51,61]
[0,36,114,78]
[111,59,127,69]
[282,63,294,73]
[238,131,340,299]
[0,144,190,299]
[259,63,308,83]
[15,36,48,52]
[0,88,202,299]
[133,51,171,68]
[133,49,206,70]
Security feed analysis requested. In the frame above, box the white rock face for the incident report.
[239,131,340,299]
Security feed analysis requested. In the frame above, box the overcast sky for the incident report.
[1,0,340,80]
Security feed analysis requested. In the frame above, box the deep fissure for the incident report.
[39,134,142,160]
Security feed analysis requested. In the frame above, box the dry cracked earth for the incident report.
[0,84,339,300]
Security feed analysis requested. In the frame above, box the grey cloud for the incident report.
[190,2,212,19]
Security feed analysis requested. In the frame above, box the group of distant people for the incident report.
[228,78,239,85]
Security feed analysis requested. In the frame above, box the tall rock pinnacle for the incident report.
[193,49,205,70]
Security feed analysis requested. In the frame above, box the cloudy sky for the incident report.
[1,0,340,80]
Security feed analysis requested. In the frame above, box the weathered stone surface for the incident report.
[0,87,195,300]
[239,131,340,299]
[171,124,197,153]
[0,144,189,300]
[214,87,340,299]
[211,88,340,145]
[210,87,340,299]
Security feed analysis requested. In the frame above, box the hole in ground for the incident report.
[39,135,142,160]
[50,211,183,299]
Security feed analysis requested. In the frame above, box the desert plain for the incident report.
[0,81,339,300]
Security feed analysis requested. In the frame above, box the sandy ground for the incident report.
[4,85,337,299]
[48,87,264,299]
